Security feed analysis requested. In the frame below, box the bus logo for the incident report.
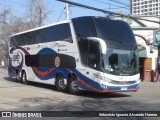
[55,56,60,67]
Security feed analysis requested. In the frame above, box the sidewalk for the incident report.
[139,81,160,92]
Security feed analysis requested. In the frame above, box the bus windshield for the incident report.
[73,17,139,75]
[102,48,139,75]
[95,17,136,45]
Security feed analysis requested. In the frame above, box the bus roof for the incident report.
[10,19,71,38]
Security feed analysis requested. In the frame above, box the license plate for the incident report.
[121,87,127,90]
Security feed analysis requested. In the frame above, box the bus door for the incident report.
[78,40,101,88]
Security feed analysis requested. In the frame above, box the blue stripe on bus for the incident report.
[9,47,139,92]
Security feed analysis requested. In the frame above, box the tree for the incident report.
[0,7,11,65]
[0,0,51,65]
[0,15,31,65]
[0,7,10,24]
[26,0,51,29]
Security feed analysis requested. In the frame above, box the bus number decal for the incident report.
[55,56,60,67]
[12,54,20,62]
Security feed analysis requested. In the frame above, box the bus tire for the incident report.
[15,69,19,82]
[21,71,28,85]
[67,76,79,94]
[55,75,66,92]
[15,73,18,82]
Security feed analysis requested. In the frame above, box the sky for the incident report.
[0,0,129,25]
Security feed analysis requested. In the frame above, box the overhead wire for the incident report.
[92,0,129,9]
[57,0,160,24]
[57,7,66,22]
[106,0,129,7]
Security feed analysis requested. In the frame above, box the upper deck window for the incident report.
[72,17,97,38]
[10,23,72,47]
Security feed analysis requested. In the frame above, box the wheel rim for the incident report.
[71,79,78,90]
[58,78,65,89]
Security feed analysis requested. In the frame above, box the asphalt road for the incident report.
[0,67,160,120]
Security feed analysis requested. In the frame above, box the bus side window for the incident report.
[87,41,100,70]
[78,40,88,66]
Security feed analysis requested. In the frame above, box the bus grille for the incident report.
[110,80,137,85]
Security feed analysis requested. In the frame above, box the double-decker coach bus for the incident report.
[8,16,140,94]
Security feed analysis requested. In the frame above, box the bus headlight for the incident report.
[135,78,140,82]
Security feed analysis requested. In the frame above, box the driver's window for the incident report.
[78,40,101,70]
[109,54,118,69]
[78,40,88,66]
[87,41,100,70]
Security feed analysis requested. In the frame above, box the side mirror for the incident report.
[87,37,107,54]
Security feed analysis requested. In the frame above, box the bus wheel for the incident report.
[55,75,66,92]
[15,70,19,82]
[15,73,18,82]
[21,71,28,84]
[68,76,79,94]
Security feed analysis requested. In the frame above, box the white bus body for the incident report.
[8,16,140,94]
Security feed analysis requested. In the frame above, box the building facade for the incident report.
[130,16,159,81]
[130,0,160,16]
